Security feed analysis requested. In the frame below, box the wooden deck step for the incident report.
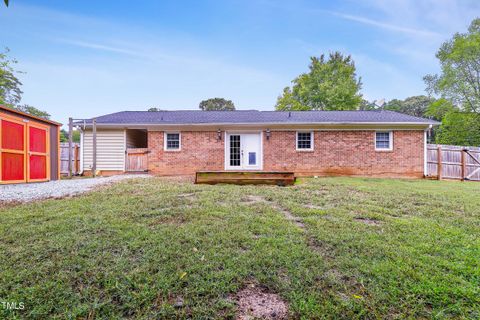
[195,171,295,186]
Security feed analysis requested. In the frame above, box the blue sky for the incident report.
[0,0,478,124]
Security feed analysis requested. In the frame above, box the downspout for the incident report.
[79,128,84,175]
[424,125,432,177]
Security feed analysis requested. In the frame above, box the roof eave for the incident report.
[78,121,438,128]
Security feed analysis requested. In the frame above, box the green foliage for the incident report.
[0,48,22,107]
[3,0,8,7]
[424,18,480,112]
[199,98,235,111]
[435,111,480,146]
[358,99,377,111]
[14,104,50,119]
[275,87,310,111]
[275,52,362,111]
[425,98,458,121]
[147,107,162,112]
[384,95,434,117]
[60,129,80,143]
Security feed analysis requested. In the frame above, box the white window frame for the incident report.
[296,131,314,151]
[164,132,181,151]
[375,131,393,151]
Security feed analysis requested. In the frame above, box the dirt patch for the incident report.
[355,217,382,226]
[269,203,306,230]
[235,284,288,320]
[303,204,325,210]
[307,238,336,259]
[242,195,268,204]
[149,215,188,227]
[241,196,303,228]
[152,294,187,311]
[303,203,337,211]
[178,193,197,202]
[281,209,306,229]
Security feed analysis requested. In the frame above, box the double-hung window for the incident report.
[375,131,393,151]
[296,131,314,151]
[164,132,181,151]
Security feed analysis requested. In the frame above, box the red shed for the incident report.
[0,105,61,184]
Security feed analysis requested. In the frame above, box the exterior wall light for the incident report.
[217,129,222,141]
[266,129,271,140]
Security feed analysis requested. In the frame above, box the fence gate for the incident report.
[60,143,80,175]
[126,148,148,172]
[426,144,480,181]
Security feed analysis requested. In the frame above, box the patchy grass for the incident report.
[0,177,479,319]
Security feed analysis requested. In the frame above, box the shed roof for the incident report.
[0,105,62,126]
[78,110,439,126]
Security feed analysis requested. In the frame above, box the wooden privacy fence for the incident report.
[60,142,80,175]
[426,144,480,181]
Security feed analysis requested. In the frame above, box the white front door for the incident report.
[226,132,262,170]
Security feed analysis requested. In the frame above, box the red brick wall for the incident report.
[147,130,425,178]
[263,130,424,178]
[148,131,224,175]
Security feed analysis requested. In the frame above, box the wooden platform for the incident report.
[195,171,296,186]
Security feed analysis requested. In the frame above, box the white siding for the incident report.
[83,129,126,171]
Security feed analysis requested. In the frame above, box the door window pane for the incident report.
[230,135,240,166]
[248,152,256,165]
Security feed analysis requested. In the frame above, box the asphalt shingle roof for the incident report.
[79,110,438,125]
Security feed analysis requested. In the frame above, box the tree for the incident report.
[359,99,377,111]
[425,98,458,121]
[275,52,362,111]
[199,98,235,111]
[148,107,162,112]
[384,95,434,117]
[15,104,50,119]
[435,112,480,146]
[275,87,310,111]
[60,129,80,143]
[0,49,51,119]
[424,18,480,113]
[0,48,23,107]
[3,0,8,7]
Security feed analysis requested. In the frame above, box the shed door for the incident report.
[1,119,26,183]
[28,125,49,182]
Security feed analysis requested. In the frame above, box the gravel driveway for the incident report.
[0,175,151,203]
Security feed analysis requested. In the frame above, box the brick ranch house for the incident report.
[77,110,439,178]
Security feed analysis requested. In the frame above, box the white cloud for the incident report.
[353,0,479,35]
[56,39,144,57]
[327,11,440,37]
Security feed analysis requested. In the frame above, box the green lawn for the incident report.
[0,177,479,319]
